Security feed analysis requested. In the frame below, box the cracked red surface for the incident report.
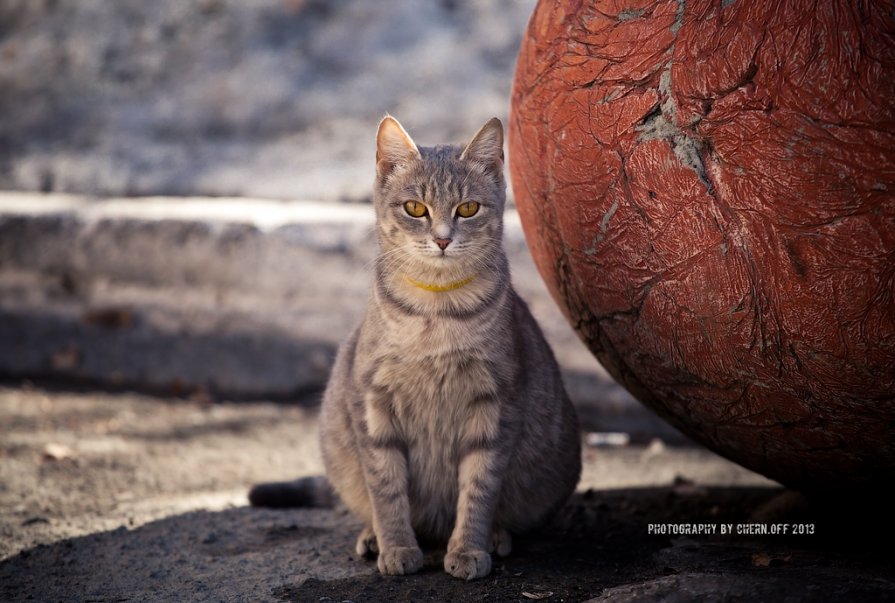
[509,0,895,489]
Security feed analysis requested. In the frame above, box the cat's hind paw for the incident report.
[355,526,379,558]
[444,548,492,580]
[377,546,423,576]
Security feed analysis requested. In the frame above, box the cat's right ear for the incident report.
[376,116,421,180]
[460,117,504,174]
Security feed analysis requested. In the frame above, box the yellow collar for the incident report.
[404,273,477,292]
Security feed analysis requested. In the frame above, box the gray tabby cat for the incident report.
[251,116,580,581]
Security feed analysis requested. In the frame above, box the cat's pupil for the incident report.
[457,202,479,218]
[404,201,427,218]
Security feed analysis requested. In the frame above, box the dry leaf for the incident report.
[522,591,554,600]
[752,552,791,567]
[82,307,134,329]
[50,346,81,370]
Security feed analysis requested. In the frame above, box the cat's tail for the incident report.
[248,475,338,509]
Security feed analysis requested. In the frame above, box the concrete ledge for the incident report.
[0,191,679,438]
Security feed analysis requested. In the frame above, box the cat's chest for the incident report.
[361,302,510,439]
[373,346,497,422]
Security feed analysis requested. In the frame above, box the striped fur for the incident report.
[319,117,581,580]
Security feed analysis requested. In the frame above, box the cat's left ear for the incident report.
[460,117,504,174]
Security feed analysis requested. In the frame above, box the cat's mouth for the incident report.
[406,240,474,269]
[430,246,452,257]
[416,245,457,261]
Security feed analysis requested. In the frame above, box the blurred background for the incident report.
[0,0,532,201]
[1,0,667,431]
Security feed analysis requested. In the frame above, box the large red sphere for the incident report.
[509,0,895,489]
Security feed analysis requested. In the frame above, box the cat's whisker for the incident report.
[381,259,410,289]
[363,246,407,273]
[383,254,417,297]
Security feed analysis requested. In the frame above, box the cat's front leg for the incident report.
[354,389,423,576]
[445,398,510,580]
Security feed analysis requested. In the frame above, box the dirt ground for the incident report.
[1,384,894,602]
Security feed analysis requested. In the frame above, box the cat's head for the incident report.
[372,116,506,276]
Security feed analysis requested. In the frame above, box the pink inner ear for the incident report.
[461,120,504,166]
[376,119,421,181]
[377,118,420,165]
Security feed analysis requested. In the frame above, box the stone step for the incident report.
[0,191,683,440]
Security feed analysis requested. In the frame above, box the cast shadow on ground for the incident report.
[0,307,336,402]
[3,486,893,603]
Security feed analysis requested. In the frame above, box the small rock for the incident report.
[42,442,75,461]
[190,386,214,406]
[21,516,49,526]
[202,532,219,544]
[642,438,667,457]
[672,475,692,486]
[671,475,707,496]
[585,432,630,448]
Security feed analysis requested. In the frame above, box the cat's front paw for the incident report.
[444,548,492,580]
[377,546,423,576]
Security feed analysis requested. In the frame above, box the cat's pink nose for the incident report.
[434,237,452,250]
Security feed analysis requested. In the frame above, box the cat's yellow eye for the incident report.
[456,201,480,218]
[403,200,428,218]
